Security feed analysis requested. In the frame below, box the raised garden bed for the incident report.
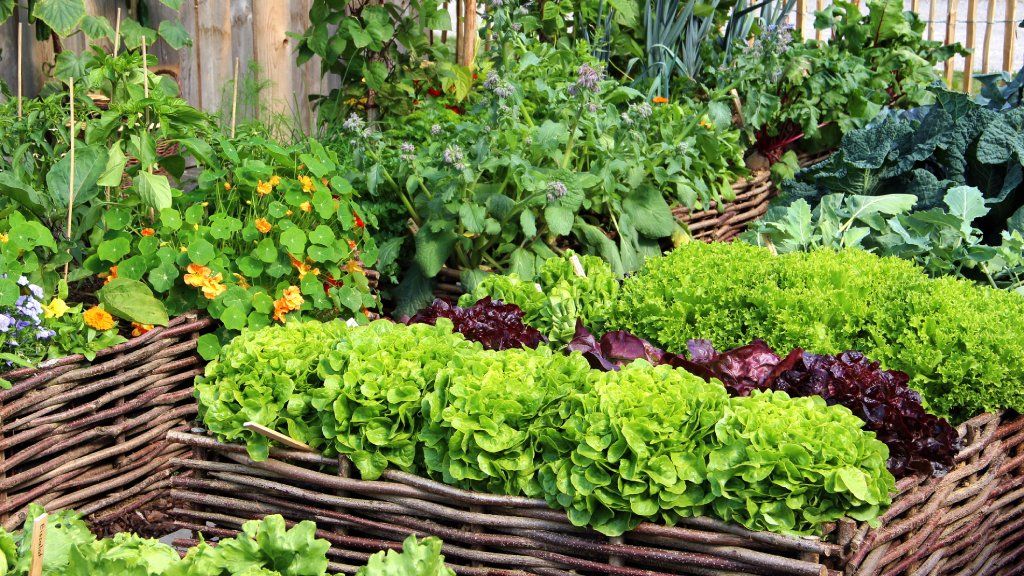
[165,409,1024,576]
[0,312,212,533]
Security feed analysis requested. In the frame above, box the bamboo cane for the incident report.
[928,0,938,42]
[113,8,121,55]
[194,0,203,110]
[16,23,22,118]
[63,79,76,282]
[231,57,239,138]
[965,0,977,92]
[1005,0,1018,72]
[982,0,996,73]
[945,1,958,86]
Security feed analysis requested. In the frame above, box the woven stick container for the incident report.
[673,151,831,242]
[0,312,212,532]
[167,410,1024,576]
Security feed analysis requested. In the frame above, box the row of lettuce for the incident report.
[0,505,449,576]
[196,243,1024,537]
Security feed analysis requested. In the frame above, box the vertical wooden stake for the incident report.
[113,8,122,55]
[795,0,805,37]
[928,0,938,41]
[28,512,47,576]
[16,23,22,118]
[982,0,996,73]
[911,0,919,14]
[965,0,977,92]
[63,79,75,282]
[1005,0,1018,72]
[231,57,239,138]
[194,0,203,111]
[141,41,149,98]
[945,1,958,86]
[464,0,477,67]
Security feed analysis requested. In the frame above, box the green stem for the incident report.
[560,100,586,169]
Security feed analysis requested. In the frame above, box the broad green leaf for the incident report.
[623,186,675,238]
[135,171,173,212]
[98,277,169,325]
[32,0,86,37]
[96,142,127,188]
[80,14,114,40]
[158,19,192,49]
[46,144,108,208]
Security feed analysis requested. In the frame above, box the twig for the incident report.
[16,23,22,118]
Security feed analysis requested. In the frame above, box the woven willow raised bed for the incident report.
[167,410,1024,576]
[0,312,212,532]
[672,151,831,242]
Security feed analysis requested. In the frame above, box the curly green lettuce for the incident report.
[195,320,349,460]
[708,391,894,534]
[420,346,592,497]
[461,251,619,343]
[549,362,730,536]
[313,319,481,479]
[356,535,453,576]
[610,242,1024,418]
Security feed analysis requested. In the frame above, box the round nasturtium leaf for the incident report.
[97,237,131,262]
[188,238,216,265]
[253,238,278,263]
[159,208,182,230]
[196,333,222,360]
[104,207,132,230]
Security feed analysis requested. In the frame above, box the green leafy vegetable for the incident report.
[195,320,349,460]
[313,320,480,479]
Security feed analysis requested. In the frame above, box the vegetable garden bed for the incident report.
[0,312,211,533]
[166,409,1024,576]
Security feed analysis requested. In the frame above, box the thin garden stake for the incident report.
[194,0,204,110]
[231,57,239,138]
[114,8,122,55]
[63,79,76,282]
[16,23,22,118]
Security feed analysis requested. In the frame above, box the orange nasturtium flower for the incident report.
[131,322,154,337]
[183,263,213,287]
[344,259,364,275]
[289,254,320,279]
[298,175,315,193]
[269,175,282,187]
[255,218,272,234]
[140,228,155,237]
[699,118,714,130]
[652,96,669,104]
[183,263,226,300]
[83,306,116,331]
[299,201,313,213]
[224,182,232,191]
[347,240,357,250]
[256,179,273,196]
[272,285,305,322]
[101,265,118,285]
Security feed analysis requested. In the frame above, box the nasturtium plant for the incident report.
[89,135,378,335]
